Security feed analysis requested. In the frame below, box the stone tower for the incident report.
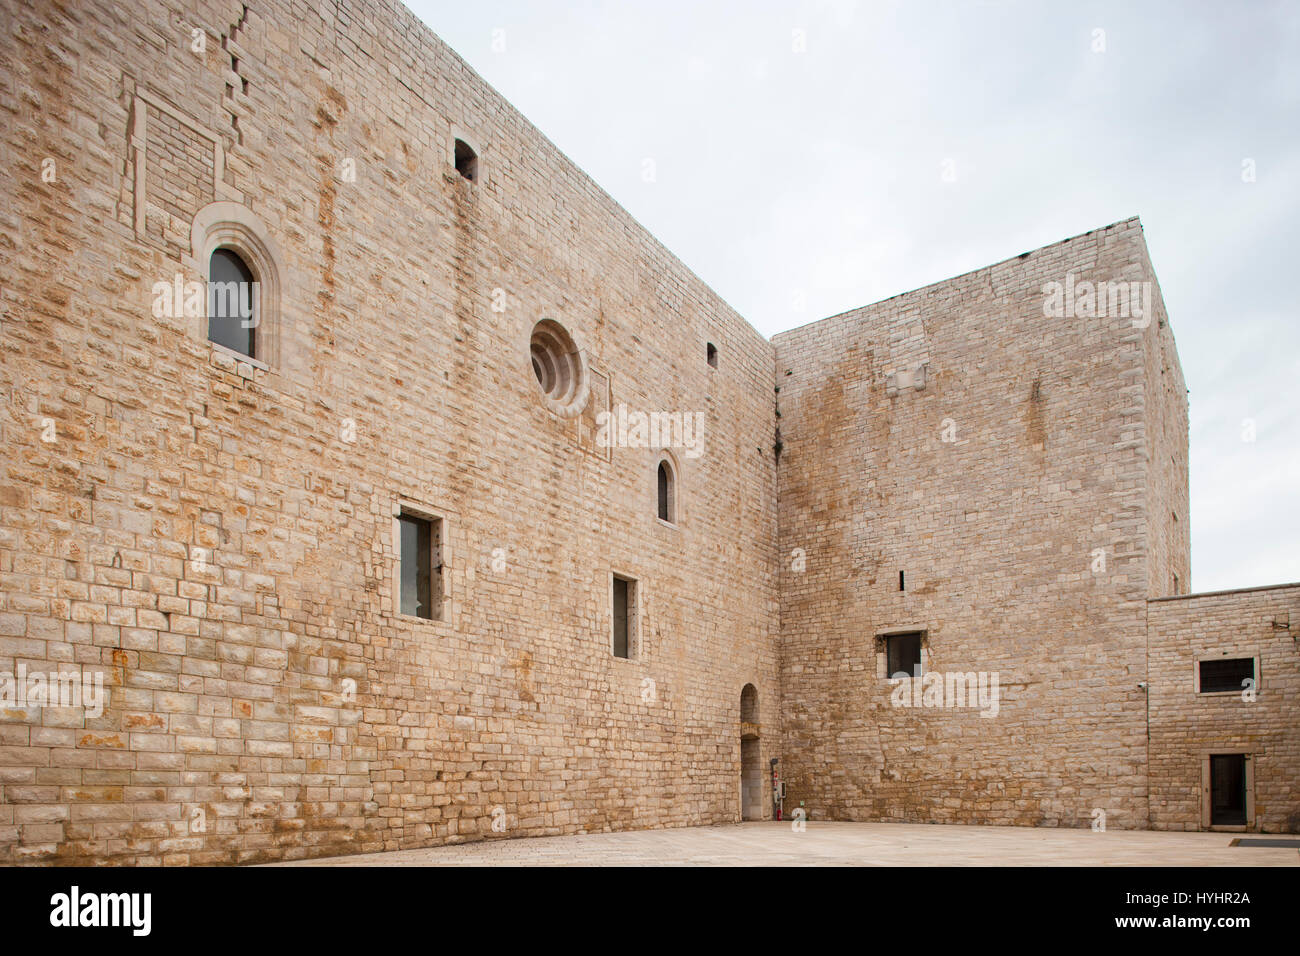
[773,219,1189,828]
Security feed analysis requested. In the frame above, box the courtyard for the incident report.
[272,822,1300,867]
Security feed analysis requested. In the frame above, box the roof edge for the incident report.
[773,215,1145,342]
[1148,581,1300,603]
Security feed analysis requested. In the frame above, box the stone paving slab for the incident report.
[269,822,1300,866]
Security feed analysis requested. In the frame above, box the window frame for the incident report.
[454,138,478,182]
[1200,750,1255,831]
[654,451,680,528]
[1194,654,1259,696]
[528,318,590,419]
[886,633,923,679]
[877,629,926,680]
[610,571,639,661]
[392,499,448,624]
[449,126,487,188]
[188,201,283,371]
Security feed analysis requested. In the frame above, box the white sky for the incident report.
[405,0,1300,593]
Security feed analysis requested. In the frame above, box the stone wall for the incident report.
[772,220,1186,829]
[0,0,1281,864]
[0,0,780,864]
[1137,243,1191,599]
[1147,584,1300,832]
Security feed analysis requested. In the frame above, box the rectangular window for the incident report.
[1198,657,1254,694]
[886,632,922,678]
[612,574,636,659]
[398,511,442,620]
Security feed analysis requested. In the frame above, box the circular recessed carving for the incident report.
[529,319,588,418]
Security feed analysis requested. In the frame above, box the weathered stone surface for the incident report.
[773,221,1191,830]
[1148,585,1300,833]
[0,0,779,864]
[0,0,1293,866]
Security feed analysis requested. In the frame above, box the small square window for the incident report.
[612,574,637,659]
[1198,657,1254,694]
[398,511,443,620]
[886,632,922,678]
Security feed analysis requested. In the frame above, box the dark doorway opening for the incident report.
[740,684,761,820]
[1210,753,1247,826]
[741,738,761,820]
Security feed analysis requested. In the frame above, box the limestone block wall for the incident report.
[0,0,780,864]
[1147,584,1300,833]
[1137,246,1191,599]
[0,0,1270,862]
[773,219,1184,829]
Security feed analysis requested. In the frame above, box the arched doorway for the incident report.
[740,684,762,821]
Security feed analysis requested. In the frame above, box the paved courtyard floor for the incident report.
[274,821,1300,866]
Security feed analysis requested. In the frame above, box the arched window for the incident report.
[740,683,758,723]
[454,138,478,182]
[189,201,284,369]
[207,247,257,358]
[656,457,676,523]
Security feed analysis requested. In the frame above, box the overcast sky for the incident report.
[407,0,1300,593]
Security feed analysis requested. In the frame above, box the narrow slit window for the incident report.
[612,574,636,659]
[399,512,443,620]
[706,342,718,368]
[657,460,675,523]
[899,570,905,592]
[454,138,478,182]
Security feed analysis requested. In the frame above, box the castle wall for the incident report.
[772,220,1178,829]
[0,0,780,864]
[0,0,1279,864]
[1137,245,1191,598]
